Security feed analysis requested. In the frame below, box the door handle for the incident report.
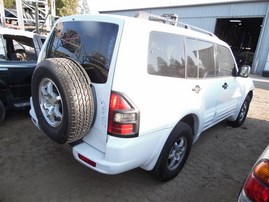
[222,82,228,89]
[192,85,201,93]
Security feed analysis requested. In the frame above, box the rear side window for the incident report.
[186,38,198,78]
[197,40,215,78]
[216,45,235,77]
[148,31,185,78]
[186,39,215,78]
[46,21,118,83]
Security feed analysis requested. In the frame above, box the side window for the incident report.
[197,41,215,78]
[217,45,235,77]
[186,39,215,78]
[148,31,185,78]
[12,39,36,61]
[186,38,198,78]
[3,35,37,62]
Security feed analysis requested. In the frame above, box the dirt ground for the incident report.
[0,77,268,202]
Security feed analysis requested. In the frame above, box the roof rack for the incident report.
[134,11,178,26]
[134,11,217,38]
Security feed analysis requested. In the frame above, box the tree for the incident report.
[4,0,15,8]
[56,0,78,16]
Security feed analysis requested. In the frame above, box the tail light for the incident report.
[108,91,140,137]
[244,160,269,202]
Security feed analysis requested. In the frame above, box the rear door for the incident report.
[0,33,37,108]
[185,38,218,131]
[44,16,124,152]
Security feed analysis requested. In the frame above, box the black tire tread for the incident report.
[152,122,193,181]
[32,58,95,143]
[227,95,251,128]
[0,100,5,125]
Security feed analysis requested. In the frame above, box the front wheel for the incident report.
[152,122,193,181]
[227,95,251,127]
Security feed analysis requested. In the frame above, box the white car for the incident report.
[238,145,269,202]
[29,13,254,181]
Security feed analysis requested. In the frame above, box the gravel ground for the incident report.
[0,78,268,202]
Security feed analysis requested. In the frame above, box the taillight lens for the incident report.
[108,92,139,137]
[244,160,269,202]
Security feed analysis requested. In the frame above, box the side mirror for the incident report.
[238,65,251,78]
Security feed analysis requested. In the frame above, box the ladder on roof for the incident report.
[135,11,217,38]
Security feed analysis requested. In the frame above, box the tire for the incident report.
[31,58,95,144]
[0,100,5,126]
[227,95,251,127]
[152,122,193,181]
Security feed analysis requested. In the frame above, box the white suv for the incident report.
[30,13,254,181]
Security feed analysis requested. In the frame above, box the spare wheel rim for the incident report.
[39,78,63,127]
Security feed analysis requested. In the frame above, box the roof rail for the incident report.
[134,11,217,38]
[134,11,178,26]
[178,22,217,37]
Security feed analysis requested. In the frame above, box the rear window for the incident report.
[46,21,118,83]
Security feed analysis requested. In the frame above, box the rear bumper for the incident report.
[30,95,170,175]
[73,128,170,175]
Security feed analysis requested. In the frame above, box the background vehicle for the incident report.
[0,28,45,125]
[238,145,269,202]
[30,13,254,181]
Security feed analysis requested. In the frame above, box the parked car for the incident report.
[0,28,45,125]
[30,12,254,181]
[238,145,269,202]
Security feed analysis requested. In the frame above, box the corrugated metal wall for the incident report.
[104,2,269,74]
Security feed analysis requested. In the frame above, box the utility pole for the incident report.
[16,0,25,30]
[35,0,39,33]
[0,0,5,27]
[51,0,56,26]
[0,0,4,27]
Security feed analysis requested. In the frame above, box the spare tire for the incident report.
[31,58,95,144]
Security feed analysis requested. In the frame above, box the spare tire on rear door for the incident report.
[31,58,95,144]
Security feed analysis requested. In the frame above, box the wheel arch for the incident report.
[247,90,254,101]
[180,113,199,138]
[141,113,199,171]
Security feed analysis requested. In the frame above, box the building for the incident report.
[100,0,269,76]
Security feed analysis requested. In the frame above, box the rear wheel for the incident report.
[32,58,95,144]
[152,122,193,181]
[0,100,5,125]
